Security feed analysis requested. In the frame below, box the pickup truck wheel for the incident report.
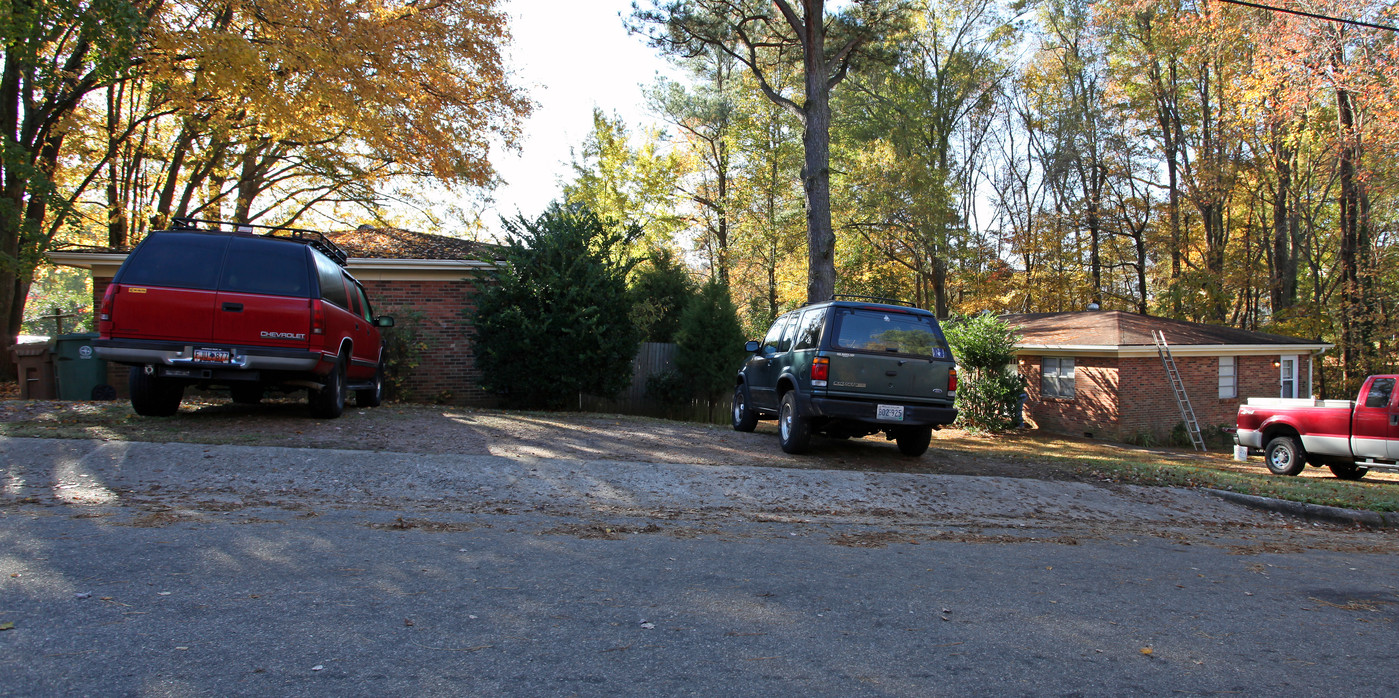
[128,366,183,417]
[1328,462,1369,480]
[895,427,933,457]
[356,360,385,408]
[732,386,758,432]
[1264,436,1306,476]
[778,392,811,454]
[309,354,347,419]
[230,383,263,405]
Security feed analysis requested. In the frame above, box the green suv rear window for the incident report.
[832,308,950,359]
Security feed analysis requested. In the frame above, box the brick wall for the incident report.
[360,277,492,405]
[1023,352,1314,442]
[91,273,496,406]
[1020,355,1121,438]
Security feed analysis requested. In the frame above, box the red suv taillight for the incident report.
[99,284,117,322]
[311,299,326,335]
[948,367,958,393]
[811,356,829,386]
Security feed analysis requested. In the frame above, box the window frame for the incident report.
[1218,356,1237,399]
[828,307,951,359]
[1041,357,1076,399]
[1364,377,1395,409]
[760,315,790,354]
[792,308,826,351]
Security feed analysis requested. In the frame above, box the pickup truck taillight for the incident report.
[99,284,117,322]
[948,367,958,393]
[811,356,829,387]
[311,299,326,335]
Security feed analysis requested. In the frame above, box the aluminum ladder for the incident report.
[1152,330,1206,451]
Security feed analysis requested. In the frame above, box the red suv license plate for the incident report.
[194,347,231,364]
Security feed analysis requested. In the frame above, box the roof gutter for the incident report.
[1015,343,1335,358]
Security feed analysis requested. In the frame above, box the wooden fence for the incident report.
[579,342,732,424]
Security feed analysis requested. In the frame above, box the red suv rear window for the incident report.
[117,232,228,290]
[218,237,311,297]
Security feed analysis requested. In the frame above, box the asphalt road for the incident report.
[3,436,1398,696]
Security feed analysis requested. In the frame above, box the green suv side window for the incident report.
[761,315,789,354]
[792,308,825,351]
[777,312,800,352]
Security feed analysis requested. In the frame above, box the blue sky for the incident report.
[482,0,680,235]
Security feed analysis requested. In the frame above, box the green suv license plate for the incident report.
[876,404,905,421]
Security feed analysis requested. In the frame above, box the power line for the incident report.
[1214,0,1399,32]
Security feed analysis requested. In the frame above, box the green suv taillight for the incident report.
[811,356,829,386]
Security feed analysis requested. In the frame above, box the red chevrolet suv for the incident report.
[94,219,394,418]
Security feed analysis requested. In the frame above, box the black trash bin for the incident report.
[51,333,115,400]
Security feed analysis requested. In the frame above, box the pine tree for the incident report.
[674,280,748,420]
[472,203,640,409]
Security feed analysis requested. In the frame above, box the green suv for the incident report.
[732,296,958,456]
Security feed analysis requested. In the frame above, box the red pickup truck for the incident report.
[1235,374,1399,480]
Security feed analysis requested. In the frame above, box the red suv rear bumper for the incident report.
[94,338,326,373]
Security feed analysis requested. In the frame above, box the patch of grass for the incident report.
[935,430,1399,513]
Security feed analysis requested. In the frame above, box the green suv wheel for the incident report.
[732,386,758,432]
[895,427,933,457]
[778,392,811,454]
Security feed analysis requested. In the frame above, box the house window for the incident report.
[1042,357,1075,399]
[1280,355,1298,399]
[1218,357,1237,399]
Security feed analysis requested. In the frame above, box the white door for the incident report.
[1279,355,1298,398]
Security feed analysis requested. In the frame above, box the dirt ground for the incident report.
[2,382,1397,488]
[0,394,1065,477]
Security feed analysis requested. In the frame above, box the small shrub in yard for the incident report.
[630,247,695,343]
[944,313,1027,433]
[673,280,747,420]
[380,308,428,402]
[646,280,747,421]
[471,202,641,409]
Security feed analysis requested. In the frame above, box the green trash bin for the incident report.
[51,333,116,401]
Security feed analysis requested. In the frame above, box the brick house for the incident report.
[47,227,499,405]
[1002,310,1332,443]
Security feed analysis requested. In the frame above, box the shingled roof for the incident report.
[50,225,500,261]
[1001,310,1324,348]
[325,226,501,260]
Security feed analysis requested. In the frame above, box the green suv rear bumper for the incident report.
[805,394,957,428]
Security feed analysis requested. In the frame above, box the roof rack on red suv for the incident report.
[170,217,350,267]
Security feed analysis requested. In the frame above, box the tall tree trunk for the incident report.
[798,4,836,304]
[1269,132,1295,313]
[154,122,196,231]
[106,86,128,248]
[1337,81,1367,389]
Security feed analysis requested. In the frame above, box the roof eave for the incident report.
[1015,343,1334,358]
